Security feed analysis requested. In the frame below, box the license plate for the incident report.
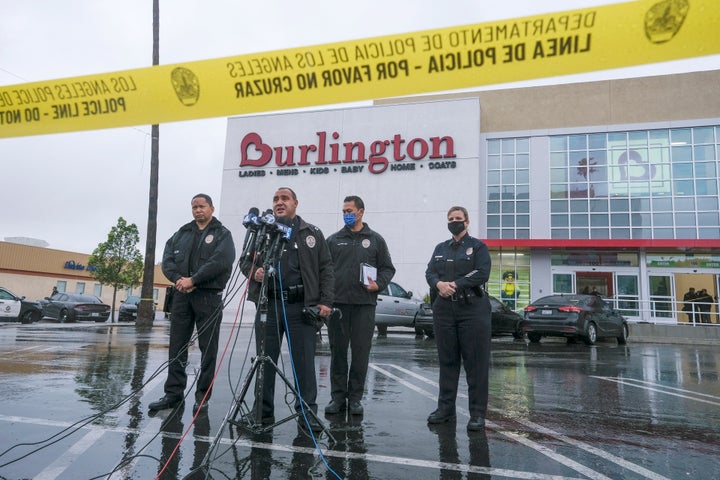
[91,312,100,317]
[542,309,553,315]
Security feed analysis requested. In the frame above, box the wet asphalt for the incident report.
[1,313,719,480]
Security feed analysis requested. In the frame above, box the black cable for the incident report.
[0,261,245,474]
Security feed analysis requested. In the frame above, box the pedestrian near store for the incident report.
[425,206,491,431]
[241,187,335,432]
[695,288,713,324]
[682,287,697,323]
[325,195,396,416]
[149,194,236,414]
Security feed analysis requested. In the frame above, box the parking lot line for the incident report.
[593,376,720,406]
[33,429,106,480]
[369,363,671,480]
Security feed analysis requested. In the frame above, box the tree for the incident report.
[89,217,144,322]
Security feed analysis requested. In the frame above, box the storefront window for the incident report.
[486,138,530,240]
[551,251,639,267]
[646,254,720,268]
[549,126,719,240]
[489,250,530,311]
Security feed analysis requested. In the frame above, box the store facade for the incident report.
[220,70,720,324]
[0,241,170,311]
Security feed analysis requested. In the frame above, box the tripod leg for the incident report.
[229,357,262,425]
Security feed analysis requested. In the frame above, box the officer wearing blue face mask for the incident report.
[425,206,491,431]
[325,195,395,417]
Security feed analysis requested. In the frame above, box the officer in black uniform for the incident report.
[241,187,335,432]
[425,206,491,431]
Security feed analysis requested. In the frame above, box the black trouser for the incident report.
[328,304,376,403]
[431,294,491,418]
[164,289,223,403]
[254,299,318,417]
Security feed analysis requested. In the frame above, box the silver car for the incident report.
[375,281,431,335]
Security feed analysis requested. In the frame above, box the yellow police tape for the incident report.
[0,0,716,138]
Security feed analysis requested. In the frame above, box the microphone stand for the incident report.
[198,227,333,472]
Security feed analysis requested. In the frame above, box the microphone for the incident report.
[252,209,275,257]
[264,216,293,275]
[240,207,260,261]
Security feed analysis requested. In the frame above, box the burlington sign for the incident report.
[238,130,458,176]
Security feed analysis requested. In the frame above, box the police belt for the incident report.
[271,284,304,304]
[447,288,483,302]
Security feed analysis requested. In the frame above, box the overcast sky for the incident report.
[1,0,717,259]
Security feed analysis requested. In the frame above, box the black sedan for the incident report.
[38,292,111,323]
[118,295,156,322]
[0,287,42,324]
[521,294,629,345]
[414,294,524,339]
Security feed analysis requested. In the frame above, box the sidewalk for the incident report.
[630,322,720,345]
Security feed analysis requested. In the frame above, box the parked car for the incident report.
[118,295,156,322]
[0,287,42,324]
[375,281,431,335]
[521,294,629,345]
[38,292,111,323]
[414,294,524,339]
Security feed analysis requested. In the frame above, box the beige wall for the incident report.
[0,241,170,309]
[378,70,720,131]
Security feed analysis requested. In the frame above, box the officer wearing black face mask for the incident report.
[425,206,491,431]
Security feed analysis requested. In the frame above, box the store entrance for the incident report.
[675,273,717,324]
[576,272,614,297]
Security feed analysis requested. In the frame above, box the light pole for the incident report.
[137,0,160,327]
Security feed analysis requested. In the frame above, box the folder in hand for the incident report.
[360,263,377,286]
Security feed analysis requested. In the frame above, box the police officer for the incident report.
[425,206,491,431]
[241,187,335,432]
[325,195,396,416]
[149,193,236,414]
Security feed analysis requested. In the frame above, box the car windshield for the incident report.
[126,296,141,305]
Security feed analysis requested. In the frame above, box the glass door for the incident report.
[615,275,640,319]
[649,275,674,320]
[552,273,575,294]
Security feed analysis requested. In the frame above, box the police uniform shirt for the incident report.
[427,233,490,292]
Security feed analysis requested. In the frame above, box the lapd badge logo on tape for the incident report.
[644,0,689,44]
[171,67,200,106]
[362,239,371,248]
[205,234,214,244]
[306,236,316,248]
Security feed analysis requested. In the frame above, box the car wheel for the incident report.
[21,310,35,324]
[528,332,542,343]
[376,324,388,336]
[617,324,629,345]
[583,322,598,345]
[58,309,69,323]
[414,324,424,336]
